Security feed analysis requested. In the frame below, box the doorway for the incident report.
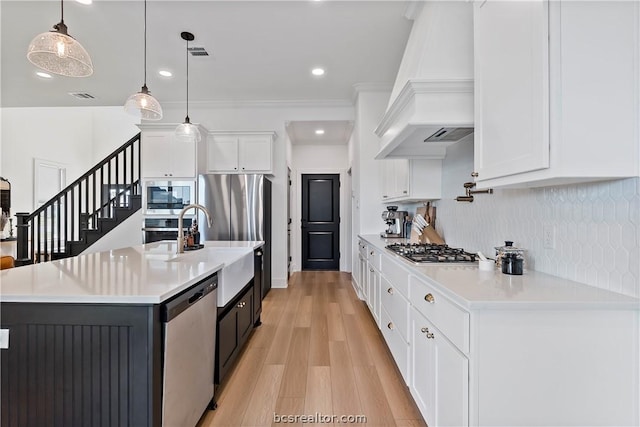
[301,174,340,270]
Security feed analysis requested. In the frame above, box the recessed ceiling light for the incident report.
[158,70,173,77]
[311,68,325,77]
[76,0,92,4]
[315,129,325,135]
[36,71,53,79]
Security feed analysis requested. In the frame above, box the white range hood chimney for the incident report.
[375,1,474,159]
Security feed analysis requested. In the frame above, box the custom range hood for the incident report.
[375,2,474,159]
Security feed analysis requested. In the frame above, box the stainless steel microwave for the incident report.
[144,180,195,215]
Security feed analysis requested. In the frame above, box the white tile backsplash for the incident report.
[433,177,640,298]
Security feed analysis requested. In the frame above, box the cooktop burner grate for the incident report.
[385,243,477,263]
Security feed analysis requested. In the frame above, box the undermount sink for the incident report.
[167,247,254,307]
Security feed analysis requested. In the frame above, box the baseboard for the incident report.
[272,277,289,288]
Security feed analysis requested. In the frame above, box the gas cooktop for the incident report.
[386,243,477,263]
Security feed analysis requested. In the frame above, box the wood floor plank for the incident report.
[353,365,396,426]
[278,327,310,398]
[342,312,374,366]
[294,295,313,327]
[272,397,305,427]
[327,302,346,341]
[241,364,285,426]
[304,366,333,426]
[328,341,362,424]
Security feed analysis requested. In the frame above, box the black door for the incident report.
[301,174,340,270]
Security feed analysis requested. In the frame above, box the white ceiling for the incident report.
[1,0,412,111]
[286,120,354,145]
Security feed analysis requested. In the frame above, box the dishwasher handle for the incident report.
[188,291,204,304]
[163,273,218,322]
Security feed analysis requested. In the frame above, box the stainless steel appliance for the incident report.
[198,174,272,297]
[386,243,477,263]
[144,180,195,215]
[162,273,217,427]
[381,206,408,238]
[142,217,193,244]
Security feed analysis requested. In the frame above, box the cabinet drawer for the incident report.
[380,275,409,342]
[368,246,382,271]
[381,255,409,298]
[381,306,409,383]
[410,276,469,354]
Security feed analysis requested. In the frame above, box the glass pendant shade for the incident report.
[124,85,163,120]
[27,24,93,77]
[124,0,162,120]
[175,119,201,143]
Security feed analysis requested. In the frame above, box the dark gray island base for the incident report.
[1,242,266,427]
[1,301,164,427]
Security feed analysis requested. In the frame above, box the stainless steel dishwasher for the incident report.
[162,273,218,427]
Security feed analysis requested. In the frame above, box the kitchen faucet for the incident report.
[177,204,213,253]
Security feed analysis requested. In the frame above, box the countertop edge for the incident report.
[358,234,640,310]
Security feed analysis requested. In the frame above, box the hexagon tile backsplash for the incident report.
[434,177,640,298]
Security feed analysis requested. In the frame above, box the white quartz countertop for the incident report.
[359,234,639,310]
[0,240,264,304]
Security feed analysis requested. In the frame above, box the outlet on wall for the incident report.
[543,224,556,249]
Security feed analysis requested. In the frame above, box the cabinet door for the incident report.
[474,0,550,181]
[238,135,272,172]
[237,290,254,345]
[168,139,196,177]
[142,132,171,178]
[411,308,469,427]
[367,264,380,326]
[393,159,409,198]
[142,132,196,178]
[207,135,239,172]
[217,308,238,383]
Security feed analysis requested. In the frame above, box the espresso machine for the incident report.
[380,206,408,238]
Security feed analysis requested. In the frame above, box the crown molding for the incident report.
[351,82,393,104]
[159,99,353,110]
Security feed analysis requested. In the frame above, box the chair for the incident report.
[0,255,15,270]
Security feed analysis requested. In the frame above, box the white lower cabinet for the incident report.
[381,306,409,382]
[410,307,469,427]
[366,264,380,326]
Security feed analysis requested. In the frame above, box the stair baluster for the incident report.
[16,133,142,265]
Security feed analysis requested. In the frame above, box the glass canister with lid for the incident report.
[494,241,525,274]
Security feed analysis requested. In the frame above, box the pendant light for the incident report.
[27,0,93,77]
[175,32,201,143]
[124,0,162,120]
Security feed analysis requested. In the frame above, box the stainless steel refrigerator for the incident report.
[197,174,271,297]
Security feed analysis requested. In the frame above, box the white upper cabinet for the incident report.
[473,0,639,188]
[380,159,442,202]
[139,126,200,179]
[206,132,275,174]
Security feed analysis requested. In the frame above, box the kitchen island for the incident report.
[0,240,263,427]
[357,234,640,427]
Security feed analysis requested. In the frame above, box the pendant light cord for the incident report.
[60,0,64,24]
[185,37,190,120]
[143,0,147,86]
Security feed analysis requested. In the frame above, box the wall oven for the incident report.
[142,217,193,244]
[144,180,195,215]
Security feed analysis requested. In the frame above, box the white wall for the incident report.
[0,107,139,219]
[290,144,351,273]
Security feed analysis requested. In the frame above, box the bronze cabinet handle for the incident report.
[387,322,394,330]
[424,293,435,304]
[387,287,393,294]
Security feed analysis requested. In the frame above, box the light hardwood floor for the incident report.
[198,271,426,427]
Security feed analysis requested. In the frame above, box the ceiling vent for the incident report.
[187,47,209,57]
[69,92,95,99]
